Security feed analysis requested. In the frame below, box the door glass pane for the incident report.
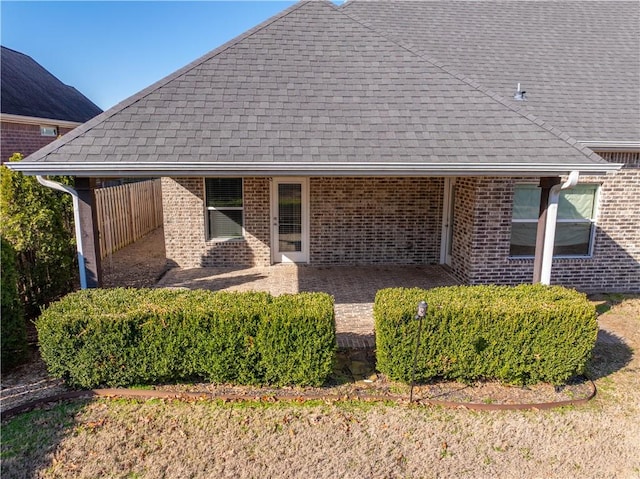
[278,184,302,252]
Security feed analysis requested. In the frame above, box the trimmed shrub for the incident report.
[183,290,271,385]
[1,236,28,371]
[258,293,336,386]
[37,288,335,388]
[374,284,597,386]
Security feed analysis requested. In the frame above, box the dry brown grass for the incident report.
[2,296,639,479]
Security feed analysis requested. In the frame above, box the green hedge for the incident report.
[1,236,28,371]
[37,288,335,388]
[1,155,76,319]
[374,284,597,386]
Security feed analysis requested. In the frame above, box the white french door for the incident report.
[271,178,309,263]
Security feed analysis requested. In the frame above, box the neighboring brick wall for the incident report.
[161,177,270,268]
[1,121,74,162]
[310,177,443,264]
[453,152,640,292]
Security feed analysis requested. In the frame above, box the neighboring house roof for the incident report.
[9,1,621,177]
[342,0,640,145]
[1,46,103,123]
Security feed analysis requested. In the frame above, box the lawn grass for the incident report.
[1,401,86,463]
[2,392,638,479]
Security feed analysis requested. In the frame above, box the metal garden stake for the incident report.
[410,300,428,403]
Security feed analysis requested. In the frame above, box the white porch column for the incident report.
[539,171,580,285]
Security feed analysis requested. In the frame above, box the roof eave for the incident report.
[0,113,82,129]
[5,161,622,177]
[579,141,640,152]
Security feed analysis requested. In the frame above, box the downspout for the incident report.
[36,176,87,289]
[540,170,580,285]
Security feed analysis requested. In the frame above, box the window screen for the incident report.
[205,178,243,238]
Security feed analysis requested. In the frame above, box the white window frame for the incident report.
[40,125,58,137]
[204,178,244,240]
[510,183,600,258]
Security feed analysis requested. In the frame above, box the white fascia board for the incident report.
[0,113,82,130]
[6,161,622,177]
[579,141,640,152]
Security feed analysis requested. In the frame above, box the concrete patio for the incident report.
[157,264,460,348]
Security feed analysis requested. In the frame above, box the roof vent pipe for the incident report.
[36,176,88,289]
[514,83,527,101]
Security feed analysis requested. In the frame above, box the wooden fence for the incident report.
[95,179,163,258]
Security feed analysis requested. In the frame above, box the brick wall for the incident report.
[161,177,271,268]
[448,177,475,283]
[452,152,640,292]
[1,121,74,162]
[556,151,640,292]
[162,162,638,292]
[309,177,443,264]
[163,176,443,268]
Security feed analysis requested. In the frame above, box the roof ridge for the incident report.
[337,3,604,163]
[24,0,316,163]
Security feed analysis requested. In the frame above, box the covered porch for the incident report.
[156,264,460,349]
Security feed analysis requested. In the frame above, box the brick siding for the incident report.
[448,177,514,284]
[310,177,443,264]
[1,121,74,162]
[162,177,271,268]
[163,176,443,268]
[162,157,638,292]
[450,152,640,292]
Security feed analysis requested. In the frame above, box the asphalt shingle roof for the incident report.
[1,46,103,123]
[13,1,617,175]
[342,0,640,143]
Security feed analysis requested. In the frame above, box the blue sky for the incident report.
[0,1,324,111]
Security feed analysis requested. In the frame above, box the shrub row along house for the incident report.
[7,1,639,292]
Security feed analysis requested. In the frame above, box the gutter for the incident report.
[35,176,87,289]
[7,161,622,177]
[540,171,579,285]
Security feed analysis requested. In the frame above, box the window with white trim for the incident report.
[510,184,598,257]
[205,178,243,239]
[40,125,57,137]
